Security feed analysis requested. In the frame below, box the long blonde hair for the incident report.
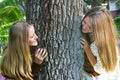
[82,6,117,72]
[0,22,33,80]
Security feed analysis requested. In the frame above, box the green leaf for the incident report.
[0,6,25,25]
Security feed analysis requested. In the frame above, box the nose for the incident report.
[82,21,85,26]
[35,33,38,39]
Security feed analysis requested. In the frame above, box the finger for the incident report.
[80,44,84,48]
[80,40,84,45]
[80,37,85,44]
[38,48,44,56]
[36,48,46,60]
[80,37,85,42]
[44,52,48,58]
[80,40,84,48]
[35,48,40,56]
[40,49,48,58]
[38,49,48,60]
[42,51,48,58]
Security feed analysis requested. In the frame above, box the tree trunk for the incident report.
[26,0,84,80]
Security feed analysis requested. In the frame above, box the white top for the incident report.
[90,41,105,74]
[90,41,120,79]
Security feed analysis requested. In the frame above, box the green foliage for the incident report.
[0,6,25,43]
[0,6,25,53]
[114,16,120,36]
[0,0,26,9]
[114,16,120,30]
[84,0,104,5]
[0,6,25,25]
[116,0,120,9]
[0,22,13,43]
[0,0,26,54]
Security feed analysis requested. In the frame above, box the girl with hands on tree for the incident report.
[80,6,118,80]
[0,22,48,80]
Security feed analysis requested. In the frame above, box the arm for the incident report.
[32,48,48,79]
[80,37,97,66]
[32,62,41,79]
[84,45,97,66]
[90,42,104,74]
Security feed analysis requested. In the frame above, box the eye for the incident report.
[29,33,35,38]
[83,20,86,24]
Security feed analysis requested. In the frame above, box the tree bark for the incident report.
[26,0,84,80]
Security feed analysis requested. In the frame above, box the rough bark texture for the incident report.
[26,0,84,80]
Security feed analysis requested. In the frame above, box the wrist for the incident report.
[33,59,42,65]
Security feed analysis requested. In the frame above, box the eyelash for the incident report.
[30,34,34,38]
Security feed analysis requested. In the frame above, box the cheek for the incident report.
[29,40,33,45]
[82,25,88,31]
[82,25,86,30]
[29,39,38,46]
[88,26,93,32]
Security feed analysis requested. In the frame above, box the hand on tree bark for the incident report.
[34,48,48,64]
[80,37,89,49]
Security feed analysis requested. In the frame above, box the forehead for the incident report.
[84,16,90,22]
[29,26,35,34]
[84,17,91,25]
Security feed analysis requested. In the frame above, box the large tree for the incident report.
[26,0,85,80]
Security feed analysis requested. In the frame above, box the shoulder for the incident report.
[0,73,14,80]
[0,73,6,80]
[90,41,96,49]
[90,41,98,56]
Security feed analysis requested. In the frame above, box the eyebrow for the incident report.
[29,33,34,38]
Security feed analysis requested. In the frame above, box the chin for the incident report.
[33,43,38,46]
[30,43,38,46]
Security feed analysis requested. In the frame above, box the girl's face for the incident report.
[81,17,93,33]
[29,26,38,46]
